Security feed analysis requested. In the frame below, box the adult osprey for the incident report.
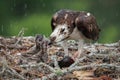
[50,9,100,58]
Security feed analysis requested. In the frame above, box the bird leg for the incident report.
[73,39,84,60]
[77,39,84,58]
[61,40,69,56]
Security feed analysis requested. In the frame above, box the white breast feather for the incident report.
[68,27,85,40]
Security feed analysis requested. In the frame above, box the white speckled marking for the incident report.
[85,12,91,17]
[87,12,90,16]
[64,14,68,19]
[53,22,56,26]
[76,17,79,22]
[53,13,58,20]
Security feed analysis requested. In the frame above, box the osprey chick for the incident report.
[50,9,100,58]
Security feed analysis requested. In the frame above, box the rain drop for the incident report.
[42,3,46,7]
[24,3,28,16]
[24,3,27,9]
[1,25,4,33]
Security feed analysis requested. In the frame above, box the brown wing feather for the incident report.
[75,13,100,40]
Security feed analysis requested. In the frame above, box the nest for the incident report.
[0,34,120,80]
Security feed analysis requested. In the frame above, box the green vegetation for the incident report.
[0,0,120,43]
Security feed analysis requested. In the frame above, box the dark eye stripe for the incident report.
[60,28,65,34]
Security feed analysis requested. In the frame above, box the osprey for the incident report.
[50,9,100,58]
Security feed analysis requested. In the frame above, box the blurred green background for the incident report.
[0,0,120,43]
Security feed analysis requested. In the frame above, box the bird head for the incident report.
[49,10,76,43]
[50,24,71,43]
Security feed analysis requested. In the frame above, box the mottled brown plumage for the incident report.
[51,9,100,41]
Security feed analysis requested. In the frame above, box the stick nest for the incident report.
[0,34,120,80]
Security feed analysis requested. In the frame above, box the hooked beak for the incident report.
[49,36,69,45]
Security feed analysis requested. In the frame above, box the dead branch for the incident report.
[51,55,60,69]
[20,62,55,73]
[0,35,119,79]
[66,63,120,73]
[15,28,25,46]
[0,57,25,80]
